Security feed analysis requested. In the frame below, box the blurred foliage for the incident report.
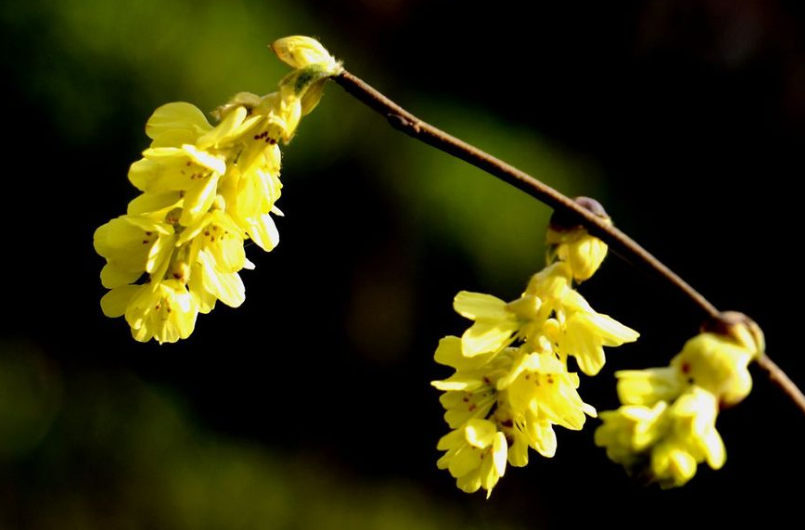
[1,0,312,138]
[387,100,599,287]
[0,341,61,461]
[0,343,521,530]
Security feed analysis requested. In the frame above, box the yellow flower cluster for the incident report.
[94,37,342,343]
[433,199,639,496]
[595,313,764,487]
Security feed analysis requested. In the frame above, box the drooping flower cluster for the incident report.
[595,312,764,488]
[433,199,639,496]
[94,37,342,343]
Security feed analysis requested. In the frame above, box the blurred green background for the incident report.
[2,0,804,528]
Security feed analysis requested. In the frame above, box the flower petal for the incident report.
[454,291,509,321]
[100,285,141,318]
[461,321,518,357]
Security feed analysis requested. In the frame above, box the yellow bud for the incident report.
[671,333,754,406]
[701,311,765,360]
[546,197,611,282]
[270,36,342,74]
[546,228,608,282]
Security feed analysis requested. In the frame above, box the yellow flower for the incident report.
[433,339,595,479]
[93,215,176,289]
[97,207,250,342]
[433,197,638,494]
[128,145,226,227]
[497,348,596,432]
[451,263,573,357]
[96,39,339,342]
[437,419,508,497]
[558,288,640,376]
[616,315,762,410]
[650,388,725,488]
[218,148,283,251]
[101,280,199,344]
[595,388,724,488]
[494,348,596,464]
[452,292,524,356]
[497,407,556,467]
[595,401,668,469]
[671,332,755,406]
[432,337,501,428]
[178,210,250,312]
[453,262,638,374]
[594,320,762,487]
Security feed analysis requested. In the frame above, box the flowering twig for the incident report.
[333,69,805,416]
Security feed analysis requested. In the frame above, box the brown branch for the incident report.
[756,355,805,412]
[334,71,717,316]
[333,69,805,416]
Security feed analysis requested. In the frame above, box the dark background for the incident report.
[1,0,803,528]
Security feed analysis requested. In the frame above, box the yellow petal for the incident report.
[587,312,640,345]
[434,336,463,366]
[431,377,482,392]
[197,106,248,150]
[616,367,683,407]
[146,102,213,147]
[529,420,557,458]
[434,335,495,370]
[100,262,141,289]
[703,429,726,470]
[448,446,480,478]
[436,429,464,452]
[179,174,220,226]
[492,432,508,478]
[127,191,182,216]
[247,213,280,251]
[100,285,140,317]
[464,419,498,448]
[300,79,326,115]
[461,321,518,357]
[563,315,605,376]
[453,291,509,321]
[507,434,529,467]
[128,159,161,192]
[198,251,246,308]
[182,145,226,175]
[456,472,482,494]
[495,350,531,390]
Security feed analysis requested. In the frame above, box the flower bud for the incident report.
[270,36,342,74]
[701,311,765,360]
[671,333,754,406]
[546,197,610,282]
